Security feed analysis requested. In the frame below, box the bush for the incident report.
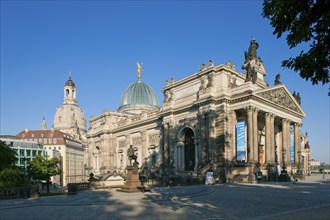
[0,168,24,188]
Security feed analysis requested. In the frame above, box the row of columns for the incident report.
[245,106,302,166]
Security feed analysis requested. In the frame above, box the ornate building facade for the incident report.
[87,40,310,183]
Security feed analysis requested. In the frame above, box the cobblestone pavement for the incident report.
[1,174,329,220]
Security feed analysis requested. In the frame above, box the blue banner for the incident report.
[236,120,246,161]
[290,125,294,163]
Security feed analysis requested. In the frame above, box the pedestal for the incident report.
[117,166,144,193]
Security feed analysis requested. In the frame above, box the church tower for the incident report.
[53,73,87,141]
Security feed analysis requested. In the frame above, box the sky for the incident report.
[1,1,329,164]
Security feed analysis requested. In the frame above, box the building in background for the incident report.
[16,128,85,186]
[87,39,311,183]
[53,74,87,143]
[0,135,46,171]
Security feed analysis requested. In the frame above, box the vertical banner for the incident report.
[205,172,214,185]
[236,120,246,161]
[290,125,294,163]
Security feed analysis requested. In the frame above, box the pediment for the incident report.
[254,85,305,116]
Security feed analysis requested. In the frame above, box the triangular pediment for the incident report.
[254,85,305,116]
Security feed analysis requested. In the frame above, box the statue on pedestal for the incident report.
[127,145,139,166]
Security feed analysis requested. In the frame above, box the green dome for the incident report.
[119,79,159,113]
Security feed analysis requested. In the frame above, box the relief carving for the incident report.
[148,134,160,146]
[132,137,142,146]
[118,140,126,148]
[257,88,302,114]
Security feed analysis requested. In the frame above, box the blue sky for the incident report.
[1,1,329,163]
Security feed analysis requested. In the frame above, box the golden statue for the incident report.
[137,62,142,80]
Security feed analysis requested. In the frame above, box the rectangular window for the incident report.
[49,139,52,144]
[44,139,47,144]
[20,158,25,165]
[32,150,36,156]
[39,139,42,143]
[27,150,31,156]
[20,149,24,156]
[54,139,57,144]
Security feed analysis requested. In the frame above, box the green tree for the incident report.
[262,0,330,93]
[0,140,18,171]
[0,168,24,188]
[27,155,60,193]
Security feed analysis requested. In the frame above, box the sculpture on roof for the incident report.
[41,117,47,130]
[137,62,142,80]
[274,73,282,85]
[242,38,264,84]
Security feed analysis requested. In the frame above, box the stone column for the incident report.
[269,114,275,164]
[294,122,302,165]
[246,107,254,163]
[230,110,237,162]
[282,119,291,164]
[252,107,259,163]
[141,130,147,161]
[265,113,271,163]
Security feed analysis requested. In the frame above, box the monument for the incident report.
[117,145,145,193]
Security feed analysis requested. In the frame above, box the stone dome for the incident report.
[53,75,87,136]
[53,104,87,133]
[119,79,159,114]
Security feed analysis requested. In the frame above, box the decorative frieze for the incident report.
[132,137,142,146]
[148,134,160,146]
[256,88,302,114]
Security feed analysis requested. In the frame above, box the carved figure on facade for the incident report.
[127,145,138,166]
[228,75,237,88]
[165,80,170,87]
[226,60,231,67]
[148,134,160,146]
[257,88,302,114]
[207,73,214,87]
[199,76,205,90]
[231,64,236,70]
[132,137,142,146]
[169,89,174,101]
[274,73,282,85]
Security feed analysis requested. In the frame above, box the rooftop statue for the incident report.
[242,38,263,84]
[274,73,282,85]
[137,62,142,81]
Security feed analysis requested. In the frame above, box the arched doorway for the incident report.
[184,129,195,171]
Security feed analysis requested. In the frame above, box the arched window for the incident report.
[184,129,195,171]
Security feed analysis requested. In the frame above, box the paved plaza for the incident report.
[1,174,329,220]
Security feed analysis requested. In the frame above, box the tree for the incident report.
[0,140,18,171]
[0,168,24,188]
[262,0,330,93]
[27,155,60,193]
